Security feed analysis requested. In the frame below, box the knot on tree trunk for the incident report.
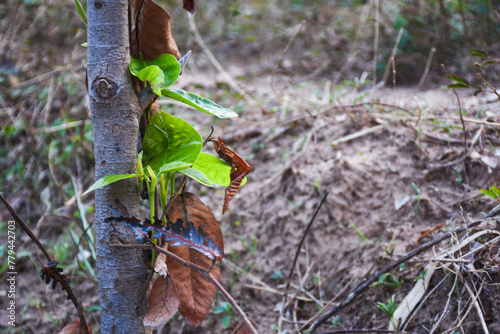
[92,78,118,100]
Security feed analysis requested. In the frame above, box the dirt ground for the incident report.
[173,74,500,333]
[1,1,500,333]
[2,52,500,334]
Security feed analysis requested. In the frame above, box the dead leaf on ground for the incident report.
[144,275,179,327]
[417,222,445,243]
[165,192,223,326]
[58,320,92,334]
[131,0,181,60]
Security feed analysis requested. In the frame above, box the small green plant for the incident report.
[329,315,341,328]
[235,233,258,256]
[412,182,422,216]
[480,185,500,203]
[270,270,283,280]
[371,273,403,290]
[213,301,233,328]
[447,49,500,99]
[430,119,463,138]
[376,294,400,329]
[350,221,373,244]
[313,177,323,198]
[330,72,372,105]
[413,268,428,282]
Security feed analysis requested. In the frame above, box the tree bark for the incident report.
[87,0,149,332]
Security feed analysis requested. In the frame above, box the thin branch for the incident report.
[0,193,52,262]
[453,89,468,153]
[279,192,329,331]
[417,47,436,91]
[428,125,482,169]
[0,193,91,334]
[309,207,500,332]
[271,20,307,102]
[188,14,259,108]
[137,84,157,112]
[111,240,257,334]
[380,28,404,87]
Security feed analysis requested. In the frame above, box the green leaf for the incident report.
[83,174,141,196]
[491,186,500,197]
[479,187,500,199]
[158,161,193,174]
[222,315,232,328]
[129,54,181,93]
[136,65,164,95]
[179,167,214,187]
[192,152,247,187]
[470,49,488,58]
[480,188,497,199]
[162,89,238,118]
[446,75,469,86]
[482,60,500,66]
[214,302,231,314]
[74,0,87,25]
[142,111,203,173]
[447,83,470,89]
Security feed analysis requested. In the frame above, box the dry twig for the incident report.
[310,207,500,332]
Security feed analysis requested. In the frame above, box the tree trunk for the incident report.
[87,0,149,332]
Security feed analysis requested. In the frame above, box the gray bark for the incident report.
[87,0,149,332]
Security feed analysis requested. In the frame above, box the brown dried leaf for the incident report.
[165,193,223,326]
[131,0,181,60]
[417,222,445,243]
[154,244,168,278]
[231,319,258,334]
[183,0,195,13]
[212,137,252,214]
[143,275,179,327]
[58,320,93,334]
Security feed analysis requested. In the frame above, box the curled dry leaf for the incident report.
[212,137,252,214]
[144,275,179,327]
[165,193,223,326]
[154,244,168,278]
[231,319,258,334]
[58,320,93,334]
[131,0,181,60]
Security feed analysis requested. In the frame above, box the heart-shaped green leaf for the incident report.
[130,54,181,93]
[143,111,203,173]
[137,65,164,95]
[162,89,238,118]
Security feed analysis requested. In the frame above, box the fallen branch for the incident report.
[309,207,500,332]
[428,125,483,169]
[278,192,329,331]
[331,124,385,146]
